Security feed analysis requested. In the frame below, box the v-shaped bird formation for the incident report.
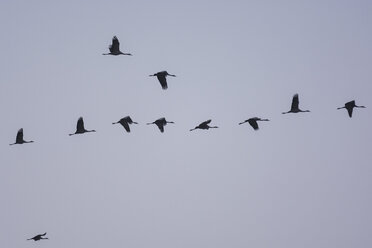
[7,35,368,244]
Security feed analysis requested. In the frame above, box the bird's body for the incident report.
[69,117,96,136]
[103,36,132,56]
[9,128,34,145]
[282,94,310,114]
[147,117,174,132]
[190,119,218,131]
[149,71,176,90]
[239,117,269,130]
[337,100,366,118]
[113,116,138,133]
[27,232,48,241]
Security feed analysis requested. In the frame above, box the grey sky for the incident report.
[0,1,371,248]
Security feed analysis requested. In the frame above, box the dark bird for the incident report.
[103,36,132,56]
[239,117,269,130]
[282,94,310,114]
[27,232,48,241]
[9,128,34,145]
[147,117,174,133]
[69,117,96,136]
[149,71,176,90]
[190,119,218,131]
[113,116,138,133]
[337,100,366,118]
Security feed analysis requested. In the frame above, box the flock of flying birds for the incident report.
[11,36,367,147]
[19,35,367,241]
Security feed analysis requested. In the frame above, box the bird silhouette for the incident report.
[27,232,48,241]
[149,71,176,90]
[239,117,269,130]
[69,117,96,136]
[9,128,34,145]
[282,94,310,114]
[102,36,132,56]
[337,100,366,118]
[147,117,174,133]
[113,116,138,133]
[190,119,218,131]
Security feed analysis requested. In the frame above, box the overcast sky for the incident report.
[0,1,371,248]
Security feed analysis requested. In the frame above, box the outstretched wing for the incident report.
[156,123,164,133]
[16,128,24,143]
[110,36,120,53]
[77,117,85,132]
[157,74,168,90]
[291,94,299,110]
[121,121,130,132]
[202,119,212,125]
[248,119,259,130]
[347,107,353,118]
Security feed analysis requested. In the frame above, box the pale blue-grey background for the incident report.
[0,1,371,247]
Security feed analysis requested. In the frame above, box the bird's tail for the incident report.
[337,107,345,110]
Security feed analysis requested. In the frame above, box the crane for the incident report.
[27,233,48,241]
[337,100,366,118]
[103,36,132,56]
[282,94,310,114]
[9,128,34,145]
[190,119,218,131]
[69,117,96,136]
[239,117,269,130]
[149,71,176,90]
[147,117,174,133]
[113,116,138,132]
